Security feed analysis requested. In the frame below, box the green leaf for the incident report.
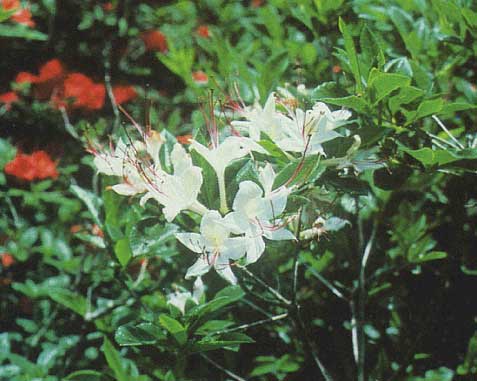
[405,98,444,124]
[65,370,104,381]
[70,185,102,226]
[338,17,363,93]
[49,288,88,317]
[389,86,424,114]
[114,238,132,267]
[159,315,187,346]
[398,144,459,167]
[368,69,411,104]
[410,251,447,263]
[188,286,244,332]
[129,220,178,258]
[115,323,166,346]
[102,338,128,381]
[320,95,368,114]
[273,155,323,189]
[0,25,48,40]
[190,333,254,353]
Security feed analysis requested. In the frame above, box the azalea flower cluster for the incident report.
[0,59,137,112]
[1,0,35,28]
[5,150,58,181]
[91,91,351,284]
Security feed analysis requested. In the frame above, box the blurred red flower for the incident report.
[332,65,342,73]
[196,25,210,38]
[63,73,105,110]
[103,2,114,11]
[4,150,58,181]
[11,7,34,27]
[141,30,168,53]
[1,253,15,268]
[37,59,64,83]
[1,0,20,11]
[192,71,208,85]
[15,71,37,84]
[112,85,137,105]
[0,91,19,110]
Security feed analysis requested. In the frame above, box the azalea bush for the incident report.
[1,1,477,381]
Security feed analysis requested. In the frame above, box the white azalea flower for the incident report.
[231,93,287,142]
[167,277,205,315]
[191,136,266,213]
[225,164,295,264]
[276,102,351,156]
[141,143,207,222]
[176,210,247,284]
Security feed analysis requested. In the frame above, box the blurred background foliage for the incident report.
[1,0,477,380]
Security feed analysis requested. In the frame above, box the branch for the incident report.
[200,354,247,381]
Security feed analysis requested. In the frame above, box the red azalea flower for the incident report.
[103,2,114,11]
[176,134,192,144]
[332,65,342,74]
[36,59,64,83]
[30,151,59,179]
[4,153,37,181]
[141,30,168,53]
[11,7,35,28]
[0,91,19,110]
[1,253,15,268]
[1,0,20,11]
[15,71,38,84]
[63,73,105,110]
[4,150,58,181]
[112,85,137,105]
[196,25,210,38]
[192,70,208,85]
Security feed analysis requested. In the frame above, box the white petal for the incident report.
[192,277,205,302]
[232,181,264,216]
[186,255,212,279]
[176,233,205,253]
[265,227,296,241]
[111,183,141,196]
[258,163,276,194]
[245,236,266,264]
[222,237,248,260]
[213,260,237,284]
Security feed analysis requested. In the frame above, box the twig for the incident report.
[211,313,289,336]
[354,222,377,381]
[59,106,80,140]
[432,115,465,149]
[305,264,348,301]
[292,208,303,304]
[239,266,291,306]
[200,353,247,381]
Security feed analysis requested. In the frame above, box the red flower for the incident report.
[103,2,114,11]
[251,0,263,7]
[4,150,58,181]
[176,134,192,144]
[63,73,105,110]
[4,153,37,181]
[112,85,137,105]
[0,91,19,110]
[36,59,64,83]
[196,25,210,38]
[11,7,35,28]
[332,65,342,74]
[1,0,20,11]
[30,151,59,179]
[15,71,38,84]
[1,253,15,268]
[192,70,208,85]
[141,30,168,53]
